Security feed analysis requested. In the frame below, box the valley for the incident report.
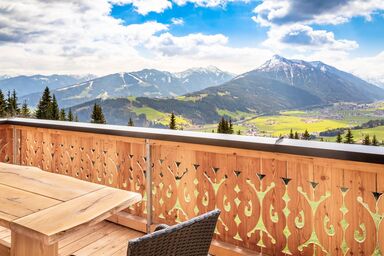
[4,56,384,145]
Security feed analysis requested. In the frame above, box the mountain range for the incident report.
[0,74,95,97]
[22,67,234,108]
[67,55,384,125]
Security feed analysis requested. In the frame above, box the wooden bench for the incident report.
[0,221,143,256]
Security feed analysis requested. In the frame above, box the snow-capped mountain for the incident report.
[23,67,234,108]
[66,56,384,126]
[0,74,96,97]
[247,55,384,103]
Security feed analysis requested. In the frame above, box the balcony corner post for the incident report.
[12,126,19,165]
[145,139,153,234]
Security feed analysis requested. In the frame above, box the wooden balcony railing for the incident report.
[0,118,383,255]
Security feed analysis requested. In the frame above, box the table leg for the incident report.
[10,231,58,256]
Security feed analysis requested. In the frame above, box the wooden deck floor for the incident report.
[0,221,143,256]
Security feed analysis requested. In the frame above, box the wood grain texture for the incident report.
[1,221,143,256]
[1,124,383,255]
[0,184,60,225]
[0,163,103,201]
[12,187,141,244]
[150,141,384,255]
[11,232,58,256]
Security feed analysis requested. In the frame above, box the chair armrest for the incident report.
[154,224,169,232]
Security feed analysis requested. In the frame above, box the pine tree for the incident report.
[362,134,371,145]
[51,94,60,120]
[169,112,176,130]
[289,129,294,139]
[344,129,354,144]
[237,130,241,135]
[74,115,79,122]
[372,135,379,146]
[20,101,30,117]
[12,90,20,115]
[229,119,234,134]
[67,108,74,121]
[59,109,66,121]
[91,103,106,124]
[36,87,52,119]
[294,131,299,140]
[0,90,6,117]
[336,132,343,143]
[302,129,310,140]
[128,118,134,126]
[6,90,19,116]
[217,117,225,133]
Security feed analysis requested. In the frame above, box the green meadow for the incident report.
[246,115,349,137]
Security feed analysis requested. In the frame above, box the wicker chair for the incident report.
[127,209,221,256]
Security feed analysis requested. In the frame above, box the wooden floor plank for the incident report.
[69,223,141,256]
[59,223,123,256]
[2,221,143,256]
[59,221,108,249]
[87,226,141,256]
[0,227,11,239]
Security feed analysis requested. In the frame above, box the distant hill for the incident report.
[0,74,95,97]
[62,56,384,126]
[22,67,234,108]
[69,76,322,125]
[0,75,12,81]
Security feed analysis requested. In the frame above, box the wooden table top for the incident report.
[0,163,142,245]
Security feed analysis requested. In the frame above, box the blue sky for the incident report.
[1,0,384,85]
[111,1,384,54]
[111,2,269,47]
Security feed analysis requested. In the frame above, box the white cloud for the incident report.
[263,24,358,51]
[173,0,249,8]
[171,18,184,25]
[0,0,272,75]
[146,32,228,56]
[253,0,384,26]
[110,0,172,15]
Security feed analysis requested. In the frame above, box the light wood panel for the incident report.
[0,184,60,225]
[12,187,141,244]
[0,163,103,201]
[11,232,58,256]
[1,221,143,256]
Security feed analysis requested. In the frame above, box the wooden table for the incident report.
[0,163,142,256]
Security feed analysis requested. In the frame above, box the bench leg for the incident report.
[0,242,10,256]
[10,231,58,256]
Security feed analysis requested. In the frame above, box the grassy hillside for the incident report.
[246,115,349,137]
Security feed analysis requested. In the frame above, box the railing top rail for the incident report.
[2,118,383,164]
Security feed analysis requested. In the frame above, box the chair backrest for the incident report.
[127,209,221,256]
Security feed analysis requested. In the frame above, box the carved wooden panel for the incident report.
[0,125,13,163]
[14,126,147,217]
[150,141,384,255]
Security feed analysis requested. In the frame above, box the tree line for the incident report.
[0,87,105,123]
[0,89,29,118]
[289,128,381,146]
